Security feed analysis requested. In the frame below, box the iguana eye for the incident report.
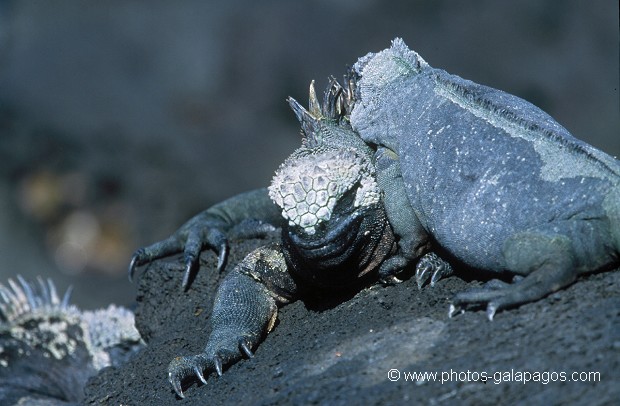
[331,181,359,216]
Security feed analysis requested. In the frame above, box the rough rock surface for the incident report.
[84,232,619,405]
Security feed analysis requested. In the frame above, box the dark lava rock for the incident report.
[84,233,619,405]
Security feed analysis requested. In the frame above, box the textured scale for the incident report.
[269,148,380,234]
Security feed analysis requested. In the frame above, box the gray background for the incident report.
[0,0,618,309]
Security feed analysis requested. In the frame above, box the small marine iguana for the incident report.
[0,276,144,405]
[129,38,620,398]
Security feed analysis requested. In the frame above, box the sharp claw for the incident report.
[182,256,194,291]
[169,372,185,399]
[128,253,140,282]
[213,355,223,377]
[217,243,228,272]
[240,340,254,359]
[380,275,403,285]
[448,303,463,318]
[430,269,443,287]
[486,302,497,321]
[416,266,430,289]
[194,366,207,384]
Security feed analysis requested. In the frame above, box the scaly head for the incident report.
[269,147,380,235]
[268,79,396,288]
[269,79,379,235]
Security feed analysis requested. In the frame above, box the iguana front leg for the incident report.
[129,188,284,290]
[167,243,297,398]
[373,147,453,285]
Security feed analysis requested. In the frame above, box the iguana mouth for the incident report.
[280,204,395,289]
[285,209,365,261]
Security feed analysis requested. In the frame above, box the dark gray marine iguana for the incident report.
[129,38,620,398]
[0,276,144,405]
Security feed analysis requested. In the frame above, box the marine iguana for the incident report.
[129,38,619,398]
[0,276,144,405]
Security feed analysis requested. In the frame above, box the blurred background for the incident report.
[0,0,618,309]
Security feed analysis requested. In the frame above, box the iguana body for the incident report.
[129,39,619,398]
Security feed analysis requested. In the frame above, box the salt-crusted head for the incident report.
[269,148,379,235]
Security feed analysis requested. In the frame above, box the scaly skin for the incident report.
[130,39,619,397]
[0,276,144,405]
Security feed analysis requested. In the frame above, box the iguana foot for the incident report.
[449,229,589,321]
[377,255,409,284]
[448,278,513,320]
[128,213,230,291]
[168,354,211,399]
[168,336,256,398]
[415,252,454,288]
[448,271,568,321]
[129,219,278,291]
[129,231,227,291]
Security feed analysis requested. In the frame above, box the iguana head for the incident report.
[269,147,380,235]
[268,80,396,287]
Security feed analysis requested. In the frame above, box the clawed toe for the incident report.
[239,338,254,359]
[128,220,230,290]
[448,303,464,318]
[217,243,228,272]
[169,373,186,399]
[377,254,410,285]
[449,286,503,321]
[449,277,535,321]
[194,366,207,385]
[213,355,223,377]
[181,255,196,292]
[379,274,403,285]
[448,301,498,321]
[168,355,211,399]
[167,336,256,398]
[128,249,145,282]
[415,252,453,289]
[415,262,432,289]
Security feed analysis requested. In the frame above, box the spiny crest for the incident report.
[0,275,75,323]
[288,72,357,147]
[0,276,143,370]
